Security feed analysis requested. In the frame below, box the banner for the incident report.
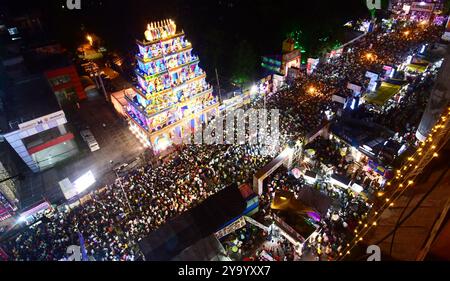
[368,160,387,177]
[365,71,379,92]
[347,82,362,94]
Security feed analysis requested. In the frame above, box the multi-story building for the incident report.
[0,144,20,222]
[125,20,219,151]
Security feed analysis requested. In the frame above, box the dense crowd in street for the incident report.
[2,144,271,261]
[255,136,374,261]
[1,19,445,261]
[364,70,438,140]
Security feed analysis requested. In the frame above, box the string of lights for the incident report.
[338,106,450,260]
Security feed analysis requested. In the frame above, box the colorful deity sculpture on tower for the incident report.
[125,19,219,151]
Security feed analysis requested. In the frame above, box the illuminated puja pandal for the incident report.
[125,19,219,151]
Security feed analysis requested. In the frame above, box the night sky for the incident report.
[3,0,371,80]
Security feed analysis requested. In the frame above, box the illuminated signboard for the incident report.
[59,178,78,200]
[19,201,50,220]
[403,4,411,14]
[411,2,434,12]
[261,56,282,73]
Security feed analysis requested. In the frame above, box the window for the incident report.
[54,87,78,104]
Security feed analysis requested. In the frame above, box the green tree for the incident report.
[0,59,8,91]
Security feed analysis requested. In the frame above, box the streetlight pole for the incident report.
[98,73,109,102]
[114,170,133,213]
